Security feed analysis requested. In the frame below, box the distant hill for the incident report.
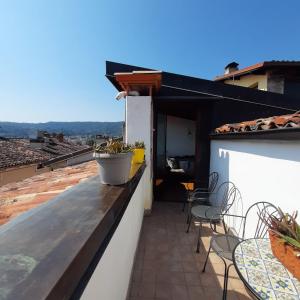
[0,121,123,138]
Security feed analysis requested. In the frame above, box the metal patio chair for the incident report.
[202,201,279,300]
[184,171,219,222]
[187,181,237,252]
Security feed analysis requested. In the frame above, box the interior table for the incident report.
[233,238,300,300]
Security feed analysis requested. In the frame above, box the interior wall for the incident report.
[166,115,195,157]
[210,139,300,238]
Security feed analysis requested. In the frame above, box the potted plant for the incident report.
[262,208,300,280]
[132,141,145,164]
[93,139,133,185]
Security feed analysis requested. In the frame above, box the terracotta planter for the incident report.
[94,152,133,185]
[132,148,145,164]
[269,231,300,280]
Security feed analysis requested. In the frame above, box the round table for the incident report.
[233,238,300,300]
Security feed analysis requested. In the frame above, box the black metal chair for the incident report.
[184,172,219,221]
[187,181,237,252]
[202,201,279,300]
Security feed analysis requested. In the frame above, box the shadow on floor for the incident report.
[155,179,187,203]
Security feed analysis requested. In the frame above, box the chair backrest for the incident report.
[208,172,219,193]
[211,181,236,213]
[223,188,243,236]
[242,201,279,239]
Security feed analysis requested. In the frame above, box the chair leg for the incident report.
[186,202,191,224]
[182,200,186,212]
[196,220,202,253]
[186,215,192,233]
[222,262,233,300]
[223,265,228,300]
[202,244,211,272]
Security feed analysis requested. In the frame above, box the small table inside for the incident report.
[233,238,300,300]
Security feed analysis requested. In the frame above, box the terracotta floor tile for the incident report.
[129,202,249,300]
[142,269,156,283]
[132,270,142,283]
[229,277,247,290]
[155,283,173,299]
[171,284,189,300]
[187,285,205,300]
[138,282,155,298]
[130,282,139,297]
[200,272,224,287]
[182,260,201,273]
[184,272,202,286]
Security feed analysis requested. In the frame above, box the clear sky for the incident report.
[1,0,300,123]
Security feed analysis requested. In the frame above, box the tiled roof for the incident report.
[0,138,90,170]
[214,60,300,81]
[0,139,51,169]
[215,111,300,134]
[0,160,98,225]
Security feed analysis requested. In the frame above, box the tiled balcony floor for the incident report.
[129,202,254,300]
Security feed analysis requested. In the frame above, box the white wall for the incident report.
[67,151,94,166]
[80,168,147,300]
[166,115,195,157]
[125,96,153,211]
[210,139,300,237]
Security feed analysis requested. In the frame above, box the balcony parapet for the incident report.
[0,162,146,300]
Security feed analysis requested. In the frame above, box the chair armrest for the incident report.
[190,197,210,205]
[188,188,209,196]
[189,193,210,203]
[191,191,216,196]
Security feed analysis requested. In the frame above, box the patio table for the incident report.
[233,238,300,300]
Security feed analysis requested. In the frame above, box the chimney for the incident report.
[57,133,64,143]
[224,62,239,74]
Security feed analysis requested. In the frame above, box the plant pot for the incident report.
[132,148,145,164]
[94,152,133,185]
[269,230,300,280]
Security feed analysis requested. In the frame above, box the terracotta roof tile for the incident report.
[215,111,300,134]
[0,160,98,225]
[0,138,90,170]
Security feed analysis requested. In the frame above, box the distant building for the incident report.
[94,134,109,146]
[0,132,93,186]
[214,61,300,97]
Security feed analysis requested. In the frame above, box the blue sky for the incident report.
[1,0,300,122]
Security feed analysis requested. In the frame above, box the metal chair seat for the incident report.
[191,205,221,220]
[210,234,242,261]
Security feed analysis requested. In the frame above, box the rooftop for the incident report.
[0,138,90,170]
[0,160,98,225]
[214,60,300,82]
[0,139,51,169]
[214,111,300,134]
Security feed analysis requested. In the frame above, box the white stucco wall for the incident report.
[210,139,300,237]
[125,96,153,210]
[66,151,94,166]
[166,115,195,157]
[80,168,147,300]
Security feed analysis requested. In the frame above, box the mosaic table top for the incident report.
[233,238,300,300]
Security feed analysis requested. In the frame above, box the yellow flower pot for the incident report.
[132,148,145,164]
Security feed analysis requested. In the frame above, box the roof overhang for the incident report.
[114,71,162,95]
[106,61,299,113]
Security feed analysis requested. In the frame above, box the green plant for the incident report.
[94,139,133,154]
[262,207,300,250]
[134,141,145,149]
